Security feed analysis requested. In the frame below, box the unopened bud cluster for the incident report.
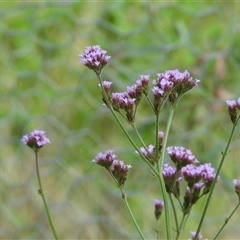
[154,199,164,220]
[226,98,240,124]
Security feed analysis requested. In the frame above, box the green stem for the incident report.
[175,213,187,240]
[120,188,146,240]
[34,151,59,240]
[144,94,155,112]
[156,108,175,240]
[213,201,240,239]
[155,114,160,161]
[131,123,156,161]
[169,194,179,234]
[194,123,237,240]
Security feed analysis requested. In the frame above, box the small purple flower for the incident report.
[158,131,164,144]
[233,179,240,198]
[111,160,132,187]
[162,163,177,179]
[92,150,117,169]
[167,146,199,170]
[138,75,150,95]
[139,144,155,164]
[99,81,113,99]
[162,163,178,192]
[79,45,111,74]
[21,130,50,151]
[111,91,136,122]
[182,163,216,194]
[181,164,203,188]
[154,199,164,220]
[226,99,240,124]
[126,82,142,104]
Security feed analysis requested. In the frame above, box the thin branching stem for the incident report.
[213,201,240,239]
[34,151,59,240]
[156,108,176,240]
[194,123,237,239]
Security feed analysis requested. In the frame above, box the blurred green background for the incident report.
[1,1,240,239]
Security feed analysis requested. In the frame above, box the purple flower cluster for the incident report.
[111,75,150,122]
[92,150,117,169]
[92,150,132,187]
[111,160,132,187]
[154,199,164,220]
[152,69,200,111]
[139,144,155,164]
[181,163,215,213]
[111,92,135,121]
[127,75,150,102]
[79,45,111,74]
[226,98,240,124]
[21,130,50,151]
[162,163,182,197]
[182,163,215,188]
[167,146,199,170]
[163,145,216,212]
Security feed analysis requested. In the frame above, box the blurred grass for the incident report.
[1,1,240,239]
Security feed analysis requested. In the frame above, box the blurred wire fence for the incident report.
[1,1,240,239]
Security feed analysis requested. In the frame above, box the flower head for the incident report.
[111,160,132,187]
[167,146,199,170]
[99,81,113,99]
[139,75,150,95]
[79,45,111,74]
[21,130,50,151]
[154,199,164,220]
[152,70,200,110]
[139,144,155,165]
[111,92,136,122]
[226,98,240,124]
[92,150,117,169]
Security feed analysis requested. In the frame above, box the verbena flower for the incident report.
[152,69,200,110]
[126,82,143,105]
[111,160,132,187]
[154,199,164,220]
[92,151,131,187]
[226,98,240,124]
[181,163,216,212]
[79,45,111,74]
[111,92,136,122]
[92,150,117,169]
[139,75,150,95]
[167,146,199,170]
[139,144,155,164]
[21,130,50,151]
